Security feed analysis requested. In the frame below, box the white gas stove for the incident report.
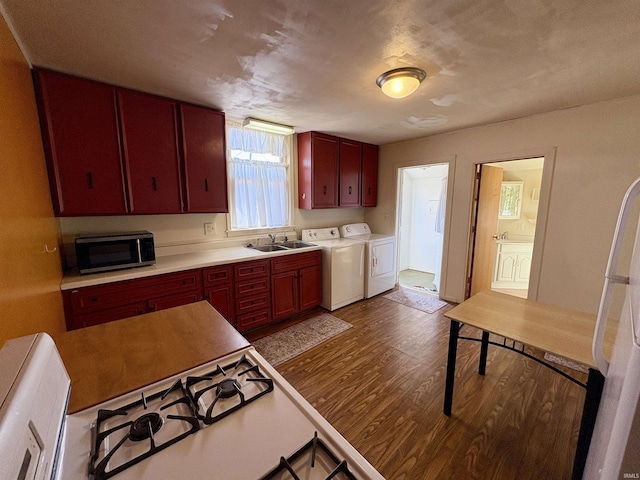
[0,333,384,480]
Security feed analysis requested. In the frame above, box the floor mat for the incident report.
[253,313,352,366]
[383,287,448,314]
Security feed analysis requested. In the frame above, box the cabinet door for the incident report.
[515,254,532,283]
[33,69,127,215]
[272,271,299,320]
[361,143,378,207]
[339,139,361,207]
[118,90,183,214]
[495,252,518,282]
[311,133,339,208]
[206,284,235,324]
[299,264,322,311]
[180,104,228,213]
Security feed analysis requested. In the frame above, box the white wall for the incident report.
[399,167,448,274]
[59,206,365,265]
[366,94,640,314]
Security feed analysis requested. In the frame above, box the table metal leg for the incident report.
[571,368,605,480]
[444,320,461,417]
[479,330,490,375]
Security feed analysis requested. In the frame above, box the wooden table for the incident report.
[443,291,614,480]
[53,301,250,413]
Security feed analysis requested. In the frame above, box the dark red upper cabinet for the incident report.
[33,68,128,216]
[180,104,228,213]
[118,90,183,214]
[361,143,379,207]
[298,131,339,209]
[339,139,362,207]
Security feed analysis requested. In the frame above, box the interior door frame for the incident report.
[467,147,556,301]
[393,155,456,301]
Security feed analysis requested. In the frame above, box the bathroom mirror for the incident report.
[498,181,523,219]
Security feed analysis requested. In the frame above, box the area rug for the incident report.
[543,352,589,373]
[253,313,352,366]
[383,287,448,314]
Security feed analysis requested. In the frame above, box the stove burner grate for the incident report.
[260,432,357,479]
[187,354,274,425]
[89,379,199,480]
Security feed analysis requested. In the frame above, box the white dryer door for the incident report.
[371,241,395,278]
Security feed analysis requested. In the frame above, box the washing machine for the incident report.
[340,223,396,298]
[301,227,365,311]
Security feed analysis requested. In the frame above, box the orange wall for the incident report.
[0,14,66,345]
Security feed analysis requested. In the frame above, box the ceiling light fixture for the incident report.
[243,118,295,135]
[376,67,427,99]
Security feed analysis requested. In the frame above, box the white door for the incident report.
[371,241,395,278]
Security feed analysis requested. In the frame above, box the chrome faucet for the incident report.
[268,233,277,244]
[500,231,509,240]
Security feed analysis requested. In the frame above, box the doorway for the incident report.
[397,163,449,295]
[469,157,544,299]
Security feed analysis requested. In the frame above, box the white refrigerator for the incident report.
[585,178,640,479]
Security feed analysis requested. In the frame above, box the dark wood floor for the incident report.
[245,293,588,480]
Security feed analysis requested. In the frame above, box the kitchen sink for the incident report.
[248,241,315,252]
[279,241,314,249]
[250,244,288,252]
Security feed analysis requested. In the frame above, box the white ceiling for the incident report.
[2,1,640,145]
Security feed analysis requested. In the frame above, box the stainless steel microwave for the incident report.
[75,231,156,275]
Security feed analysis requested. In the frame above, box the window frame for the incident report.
[225,124,296,236]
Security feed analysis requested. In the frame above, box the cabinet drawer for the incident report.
[67,270,202,315]
[498,243,533,254]
[203,264,233,286]
[148,290,202,312]
[271,251,321,273]
[236,292,270,314]
[235,260,270,280]
[73,302,146,329]
[236,277,269,297]
[236,309,270,332]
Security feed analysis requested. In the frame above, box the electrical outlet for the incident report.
[204,222,215,235]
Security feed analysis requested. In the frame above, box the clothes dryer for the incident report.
[340,223,396,298]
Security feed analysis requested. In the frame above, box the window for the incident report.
[227,124,292,230]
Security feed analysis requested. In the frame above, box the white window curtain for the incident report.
[227,125,291,229]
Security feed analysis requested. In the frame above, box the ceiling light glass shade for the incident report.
[376,67,427,99]
[242,118,295,135]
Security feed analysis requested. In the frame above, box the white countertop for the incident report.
[61,244,322,290]
[495,239,534,244]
